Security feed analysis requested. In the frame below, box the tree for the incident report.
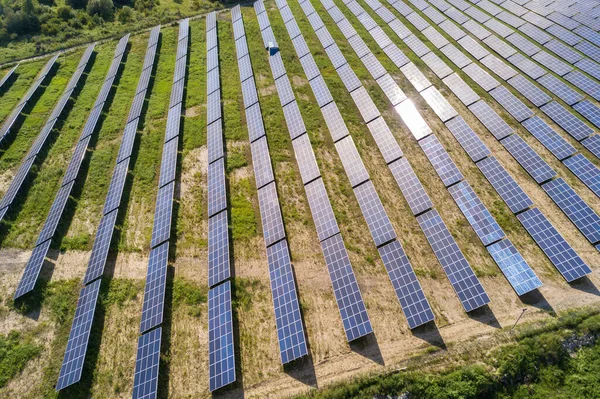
[57,6,74,21]
[86,0,113,21]
[116,5,132,24]
[66,0,88,9]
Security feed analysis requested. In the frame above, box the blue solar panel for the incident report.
[150,181,174,248]
[305,178,340,242]
[208,210,230,287]
[353,181,397,247]
[132,327,162,399]
[468,100,513,140]
[208,158,227,217]
[564,154,600,198]
[417,209,490,312]
[36,181,75,246]
[541,101,593,141]
[0,156,35,209]
[574,100,600,129]
[83,209,118,284]
[538,74,584,106]
[257,182,286,247]
[507,75,551,107]
[335,136,370,188]
[321,233,373,341]
[522,116,577,161]
[250,136,275,189]
[489,86,534,122]
[292,134,320,185]
[501,134,557,183]
[56,279,101,390]
[208,281,236,391]
[445,116,490,162]
[564,71,600,102]
[517,208,591,282]
[139,242,169,333]
[449,181,505,245]
[367,117,404,163]
[582,134,600,160]
[477,155,533,213]
[462,63,500,92]
[378,240,434,328]
[388,157,433,216]
[419,134,464,187]
[488,239,542,295]
[282,102,306,141]
[266,239,308,363]
[542,178,600,244]
[14,239,52,299]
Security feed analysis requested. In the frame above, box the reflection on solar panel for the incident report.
[55,279,101,390]
[376,74,408,106]
[417,209,490,312]
[388,157,433,216]
[443,73,480,106]
[518,208,591,282]
[420,134,464,187]
[488,239,542,295]
[445,116,490,162]
[139,241,169,333]
[522,116,576,161]
[354,181,397,246]
[83,209,119,284]
[400,62,432,92]
[462,63,500,91]
[449,181,505,245]
[208,210,230,287]
[266,239,308,362]
[132,328,162,399]
[396,100,432,140]
[542,178,600,244]
[208,281,235,391]
[563,154,600,198]
[541,101,593,141]
[150,181,175,248]
[421,86,458,122]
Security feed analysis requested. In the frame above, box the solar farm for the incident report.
[1,0,600,397]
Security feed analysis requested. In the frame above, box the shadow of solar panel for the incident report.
[574,100,600,129]
[83,209,118,284]
[266,239,308,363]
[61,137,90,186]
[517,208,591,281]
[258,182,286,247]
[251,136,275,189]
[208,282,236,391]
[139,242,169,333]
[282,102,307,140]
[522,116,576,160]
[132,327,161,399]
[440,43,472,68]
[208,211,230,287]
[449,181,505,245]
[421,86,458,122]
[462,64,500,91]
[304,178,339,241]
[320,233,373,340]
[207,122,224,164]
[422,26,450,48]
[0,156,35,209]
[241,78,258,108]
[207,91,222,126]
[543,178,600,243]
[417,209,490,312]
[490,86,534,122]
[564,153,600,198]
[158,138,178,188]
[400,62,432,92]
[56,279,101,391]
[36,181,74,246]
[103,159,129,215]
[419,135,464,187]
[14,239,52,299]
[443,73,480,106]
[538,74,583,105]
[541,101,593,141]
[488,239,542,295]
[335,136,370,187]
[150,181,174,248]
[445,116,490,162]
[388,157,433,215]
[208,158,227,217]
[354,181,397,246]
[502,134,557,183]
[468,100,513,139]
[366,117,403,163]
[378,239,434,328]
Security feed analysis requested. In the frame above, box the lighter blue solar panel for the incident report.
[522,116,577,160]
[468,100,513,139]
[449,181,505,246]
[517,208,591,282]
[419,135,464,187]
[541,101,593,141]
[564,71,600,101]
[208,158,227,217]
[14,239,52,299]
[132,328,162,399]
[507,74,551,107]
[83,209,119,284]
[266,239,308,363]
[354,181,397,246]
[150,182,174,248]
[488,239,542,295]
[537,74,584,105]
[501,134,557,183]
[490,86,534,122]
[477,156,533,213]
[388,157,434,216]
[36,181,75,246]
[208,210,230,287]
[208,281,236,391]
[139,242,169,333]
[445,116,491,162]
[574,100,600,129]
[56,279,101,391]
[258,182,286,247]
[582,134,600,159]
[564,153,600,198]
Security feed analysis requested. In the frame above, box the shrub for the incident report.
[86,0,113,21]
[56,6,74,21]
[116,5,133,24]
[66,0,88,9]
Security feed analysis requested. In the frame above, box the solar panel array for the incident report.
[0,64,18,90]
[0,55,58,145]
[0,49,91,225]
[56,27,159,392]
[235,5,309,363]
[14,36,129,301]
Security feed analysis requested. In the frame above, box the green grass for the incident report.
[0,331,42,388]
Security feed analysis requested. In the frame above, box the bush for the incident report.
[86,0,113,20]
[66,0,88,9]
[56,6,74,21]
[116,5,133,24]
[4,10,41,35]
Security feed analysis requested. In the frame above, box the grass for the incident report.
[0,331,41,388]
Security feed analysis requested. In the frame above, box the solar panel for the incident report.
[417,209,490,312]
[347,35,370,59]
[370,26,394,49]
[407,11,431,30]
[36,181,74,246]
[366,117,403,163]
[505,33,541,57]
[482,36,515,59]
[439,43,472,69]
[207,91,221,126]
[251,136,275,189]
[279,102,306,141]
[498,11,526,27]
[82,209,119,285]
[582,134,600,159]
[547,11,580,29]
[487,239,542,295]
[478,0,502,15]
[337,19,358,40]
[165,103,182,143]
[545,39,582,63]
[320,233,373,340]
[506,74,551,107]
[389,19,412,39]
[522,11,553,29]
[574,100,600,129]
[531,51,572,76]
[335,136,370,188]
[419,134,465,187]
[502,133,557,183]
[309,76,334,107]
[445,116,490,162]
[468,100,513,140]
[150,181,174,248]
[376,74,408,106]
[171,74,185,106]
[457,35,490,60]
[207,122,224,164]
[55,279,101,391]
[519,22,552,44]
[400,62,432,92]
[404,34,431,57]
[541,101,593,141]
[396,99,433,140]
[0,156,35,209]
[61,137,90,186]
[241,78,258,108]
[442,73,480,106]
[314,26,335,49]
[269,52,287,82]
[258,182,286,247]
[465,6,491,23]
[208,158,227,218]
[422,52,454,79]
[139,241,169,333]
[564,71,600,101]
[13,239,52,299]
[360,53,386,81]
[245,104,265,143]
[477,155,533,212]
[446,6,470,24]
[350,87,381,123]
[422,26,450,48]
[292,134,321,185]
[321,102,349,142]
[325,45,346,70]
[298,54,320,81]
[424,5,448,23]
[237,54,253,83]
[235,37,249,60]
[208,210,230,288]
[546,24,581,46]
[304,178,340,242]
[462,63,500,91]
[543,177,600,243]
[576,58,600,82]
[463,19,492,40]
[421,86,458,122]
[353,180,397,246]
[563,153,600,198]
[132,327,162,399]
[517,207,591,281]
[337,64,362,93]
[266,239,308,363]
[286,19,302,40]
[481,54,518,81]
[490,86,534,122]
[575,41,600,61]
[522,116,576,160]
[504,0,528,15]
[102,159,129,215]
[388,157,433,215]
[208,281,235,392]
